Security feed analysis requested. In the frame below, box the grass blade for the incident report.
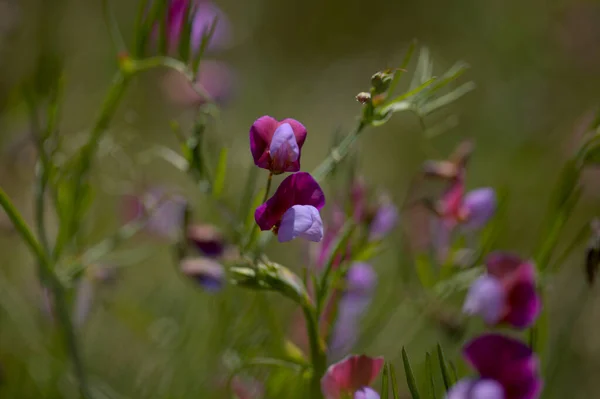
[389,363,400,399]
[381,362,390,399]
[402,347,421,399]
[436,343,453,391]
[426,352,437,399]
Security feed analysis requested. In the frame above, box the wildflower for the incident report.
[122,187,187,241]
[329,263,377,359]
[187,223,225,257]
[463,252,540,329]
[321,354,383,399]
[249,116,308,174]
[432,178,496,262]
[255,172,325,242]
[167,0,231,54]
[180,257,225,292]
[447,334,542,399]
[368,195,399,241]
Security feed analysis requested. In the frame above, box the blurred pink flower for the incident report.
[321,355,383,399]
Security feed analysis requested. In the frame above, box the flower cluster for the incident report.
[251,116,326,243]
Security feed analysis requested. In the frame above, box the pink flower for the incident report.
[255,172,325,243]
[167,0,232,54]
[447,334,542,399]
[463,252,541,329]
[249,116,308,175]
[321,355,384,399]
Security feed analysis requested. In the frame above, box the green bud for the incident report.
[370,71,394,94]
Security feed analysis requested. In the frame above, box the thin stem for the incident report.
[0,187,91,398]
[311,120,367,183]
[245,173,273,255]
[303,304,326,399]
[262,172,273,204]
[54,71,130,259]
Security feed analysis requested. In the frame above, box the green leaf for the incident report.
[386,40,417,98]
[436,343,453,391]
[410,47,433,91]
[389,363,400,399]
[416,254,436,289]
[212,148,228,198]
[420,82,476,116]
[402,347,421,399]
[382,78,436,112]
[381,362,390,399]
[178,0,195,62]
[426,352,437,399]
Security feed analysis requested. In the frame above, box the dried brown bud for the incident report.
[355,92,371,104]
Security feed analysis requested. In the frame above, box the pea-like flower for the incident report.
[446,334,542,399]
[255,172,325,242]
[463,252,541,329]
[329,263,377,359]
[167,0,232,54]
[180,257,225,292]
[249,116,308,174]
[321,355,384,399]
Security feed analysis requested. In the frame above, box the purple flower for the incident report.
[461,188,497,230]
[321,355,384,399]
[330,263,377,358]
[167,0,231,54]
[368,197,399,241]
[187,224,225,257]
[447,334,542,399]
[249,116,308,174]
[255,172,325,242]
[180,257,225,292]
[463,252,541,329]
[122,187,187,241]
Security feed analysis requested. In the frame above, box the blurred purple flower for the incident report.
[167,0,232,54]
[249,116,308,174]
[255,172,325,242]
[329,263,377,358]
[122,187,187,241]
[314,205,346,268]
[447,334,542,399]
[180,257,225,292]
[321,354,384,399]
[463,252,540,329]
[433,178,496,262]
[368,196,399,241]
[162,60,236,106]
[187,224,225,257]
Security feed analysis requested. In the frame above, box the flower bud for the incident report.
[187,224,225,257]
[355,92,371,104]
[370,71,393,94]
[180,257,225,292]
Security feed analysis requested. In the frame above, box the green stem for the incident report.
[303,304,326,399]
[0,187,91,398]
[54,71,130,259]
[311,120,367,182]
[263,172,273,204]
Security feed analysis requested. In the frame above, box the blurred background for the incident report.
[1,0,600,397]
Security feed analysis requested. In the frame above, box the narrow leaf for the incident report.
[402,347,421,399]
[436,343,452,391]
[426,352,437,399]
[192,15,218,75]
[178,0,195,62]
[389,363,400,399]
[383,78,437,111]
[410,47,432,90]
[381,362,390,399]
[420,81,476,116]
[386,40,417,98]
[212,148,228,198]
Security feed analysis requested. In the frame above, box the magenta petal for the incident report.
[504,278,541,329]
[278,205,323,242]
[486,252,524,278]
[464,334,541,399]
[446,379,476,399]
[321,355,384,398]
[250,116,279,169]
[255,172,325,231]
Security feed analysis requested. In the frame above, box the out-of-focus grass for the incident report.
[1,0,600,397]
